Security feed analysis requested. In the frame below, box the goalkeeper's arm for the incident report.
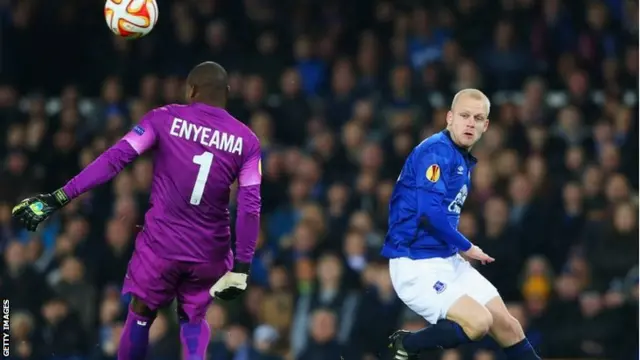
[209,184,260,301]
[13,116,158,232]
[63,120,157,200]
[210,141,261,301]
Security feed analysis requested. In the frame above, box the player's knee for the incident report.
[447,296,493,340]
[130,296,157,319]
[464,308,493,340]
[505,315,525,340]
[492,313,525,342]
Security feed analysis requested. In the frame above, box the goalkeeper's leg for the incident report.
[117,296,156,360]
[119,246,179,360]
[177,305,211,360]
[176,260,230,360]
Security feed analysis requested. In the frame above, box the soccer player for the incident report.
[382,89,540,360]
[11,62,261,360]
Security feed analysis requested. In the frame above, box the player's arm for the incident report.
[234,140,262,264]
[12,111,159,231]
[62,112,158,200]
[413,145,494,263]
[413,144,473,251]
[210,139,261,301]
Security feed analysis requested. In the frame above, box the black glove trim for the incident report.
[52,188,70,207]
[232,261,251,274]
[215,288,244,301]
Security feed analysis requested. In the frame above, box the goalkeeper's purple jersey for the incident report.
[62,103,262,263]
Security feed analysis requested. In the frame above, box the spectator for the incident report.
[251,324,283,360]
[290,253,358,357]
[37,298,88,358]
[297,309,344,360]
[53,256,97,332]
[0,1,637,359]
[350,263,403,358]
[208,323,252,359]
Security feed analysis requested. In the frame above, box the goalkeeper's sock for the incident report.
[179,320,211,360]
[117,306,152,360]
[402,320,472,352]
[503,338,540,360]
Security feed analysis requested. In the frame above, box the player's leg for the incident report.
[485,297,541,360]
[119,247,179,360]
[388,257,492,358]
[176,257,232,360]
[176,303,211,360]
[454,257,540,360]
[395,295,493,352]
[118,295,158,360]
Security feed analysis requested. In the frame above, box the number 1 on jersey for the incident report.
[190,151,214,205]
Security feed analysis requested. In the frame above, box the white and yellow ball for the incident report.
[104,0,158,39]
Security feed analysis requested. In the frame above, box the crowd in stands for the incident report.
[0,0,638,359]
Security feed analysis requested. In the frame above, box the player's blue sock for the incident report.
[117,307,152,360]
[503,338,540,360]
[402,319,472,352]
[179,320,211,360]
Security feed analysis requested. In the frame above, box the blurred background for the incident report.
[0,0,638,359]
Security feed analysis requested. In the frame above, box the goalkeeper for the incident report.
[12,62,261,360]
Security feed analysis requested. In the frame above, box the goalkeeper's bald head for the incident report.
[186,61,229,107]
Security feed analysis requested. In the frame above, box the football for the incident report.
[104,0,158,39]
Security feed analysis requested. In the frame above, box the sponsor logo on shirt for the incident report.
[133,125,145,135]
[447,185,468,214]
[433,281,447,294]
[426,164,440,182]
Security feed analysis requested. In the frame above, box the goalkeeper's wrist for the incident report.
[51,188,70,207]
[232,261,251,274]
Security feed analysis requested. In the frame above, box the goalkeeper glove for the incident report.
[209,261,250,301]
[12,189,69,231]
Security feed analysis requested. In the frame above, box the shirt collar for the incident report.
[442,130,478,165]
[190,102,229,116]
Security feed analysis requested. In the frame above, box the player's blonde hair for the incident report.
[450,88,491,117]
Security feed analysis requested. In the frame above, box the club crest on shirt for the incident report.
[426,164,440,182]
[433,281,447,294]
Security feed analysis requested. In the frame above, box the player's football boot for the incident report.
[388,330,419,360]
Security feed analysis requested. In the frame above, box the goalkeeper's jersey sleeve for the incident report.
[62,110,159,199]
